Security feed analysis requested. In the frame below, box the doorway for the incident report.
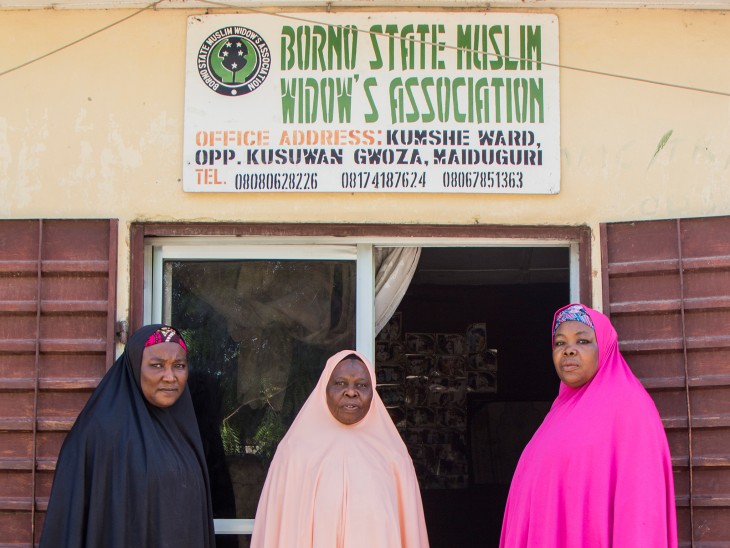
[376,247,569,547]
[140,229,582,546]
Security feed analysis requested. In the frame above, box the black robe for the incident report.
[40,324,216,548]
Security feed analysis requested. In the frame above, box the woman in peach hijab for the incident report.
[251,350,429,548]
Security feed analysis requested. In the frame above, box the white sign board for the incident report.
[183,13,560,193]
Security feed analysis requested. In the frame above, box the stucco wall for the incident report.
[1,7,729,315]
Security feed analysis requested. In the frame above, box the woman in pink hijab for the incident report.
[251,350,429,548]
[500,304,677,547]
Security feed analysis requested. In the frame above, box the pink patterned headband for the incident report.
[143,326,188,352]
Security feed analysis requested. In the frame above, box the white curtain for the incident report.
[374,247,421,335]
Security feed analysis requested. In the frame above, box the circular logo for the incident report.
[197,26,271,96]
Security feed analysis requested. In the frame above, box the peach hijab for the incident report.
[251,350,429,548]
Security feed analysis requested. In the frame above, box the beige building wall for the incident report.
[1,7,730,317]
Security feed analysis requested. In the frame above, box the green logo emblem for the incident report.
[197,26,271,96]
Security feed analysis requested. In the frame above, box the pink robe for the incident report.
[252,350,429,548]
[500,305,677,548]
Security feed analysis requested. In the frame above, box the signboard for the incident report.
[183,13,560,193]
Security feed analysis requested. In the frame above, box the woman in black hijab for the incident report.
[40,324,216,548]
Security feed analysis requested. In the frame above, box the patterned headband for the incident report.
[553,305,595,335]
[143,326,188,352]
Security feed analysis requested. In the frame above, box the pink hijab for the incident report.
[251,350,429,548]
[500,304,677,548]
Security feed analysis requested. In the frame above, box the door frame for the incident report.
[129,221,591,536]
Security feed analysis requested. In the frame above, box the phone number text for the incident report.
[234,172,318,191]
[442,171,524,189]
[341,171,427,190]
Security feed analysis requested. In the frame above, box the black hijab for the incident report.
[40,324,216,548]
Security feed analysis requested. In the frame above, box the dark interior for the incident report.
[391,247,570,547]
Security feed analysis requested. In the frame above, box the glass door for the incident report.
[146,242,370,543]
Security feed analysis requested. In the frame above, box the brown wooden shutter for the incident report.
[0,219,117,546]
[601,216,730,548]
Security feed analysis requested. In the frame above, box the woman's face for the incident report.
[140,342,189,407]
[552,320,599,388]
[326,357,373,425]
